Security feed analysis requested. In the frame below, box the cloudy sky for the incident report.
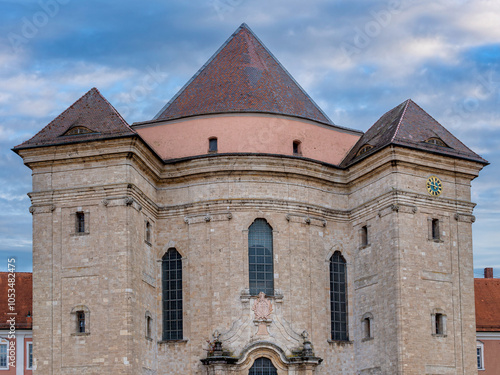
[0,0,498,276]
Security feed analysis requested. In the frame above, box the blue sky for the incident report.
[0,0,499,276]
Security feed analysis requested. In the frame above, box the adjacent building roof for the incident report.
[13,88,135,151]
[475,277,500,332]
[152,23,333,125]
[342,99,488,166]
[0,272,32,330]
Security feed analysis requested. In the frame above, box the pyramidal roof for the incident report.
[342,99,488,166]
[152,23,333,125]
[14,88,135,150]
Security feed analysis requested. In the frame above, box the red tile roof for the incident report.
[0,272,32,330]
[342,99,488,166]
[475,278,500,332]
[152,23,333,125]
[13,88,135,151]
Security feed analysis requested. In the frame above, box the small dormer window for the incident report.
[357,144,374,157]
[63,126,95,136]
[209,137,218,153]
[425,137,447,147]
[293,140,302,155]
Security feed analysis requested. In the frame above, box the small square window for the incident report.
[209,138,218,152]
[293,140,301,155]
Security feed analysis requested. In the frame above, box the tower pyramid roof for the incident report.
[342,99,488,166]
[13,87,135,151]
[153,23,333,125]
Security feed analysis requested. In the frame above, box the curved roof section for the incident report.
[153,23,333,125]
[342,99,488,166]
[13,87,135,151]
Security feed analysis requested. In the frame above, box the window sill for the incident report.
[361,337,374,342]
[359,243,371,250]
[158,339,188,345]
[328,339,352,346]
[71,332,90,336]
[71,232,89,237]
[144,240,152,247]
[432,333,447,338]
[145,336,153,341]
[429,239,444,243]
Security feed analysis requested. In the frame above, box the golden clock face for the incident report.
[426,176,443,197]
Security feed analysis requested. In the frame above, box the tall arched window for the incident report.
[162,248,183,340]
[249,357,278,375]
[248,219,274,296]
[330,251,348,341]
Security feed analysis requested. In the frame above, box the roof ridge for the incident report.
[390,98,411,143]
[92,87,136,133]
[238,24,335,125]
[153,24,249,120]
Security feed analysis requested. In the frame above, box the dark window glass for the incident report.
[361,225,368,246]
[330,251,348,341]
[435,313,443,334]
[209,138,218,152]
[432,219,440,240]
[249,357,278,375]
[248,219,273,296]
[477,346,482,369]
[146,221,151,243]
[76,212,85,233]
[293,141,301,155]
[364,317,371,338]
[77,311,85,333]
[162,248,183,340]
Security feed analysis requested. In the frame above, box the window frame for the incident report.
[329,251,348,342]
[431,310,447,336]
[248,219,274,296]
[26,342,33,370]
[477,340,485,370]
[162,248,183,341]
[292,140,302,155]
[70,305,90,336]
[362,312,373,341]
[208,137,218,153]
[0,341,8,369]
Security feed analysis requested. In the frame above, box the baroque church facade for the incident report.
[14,24,487,374]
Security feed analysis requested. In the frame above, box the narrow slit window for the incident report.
[145,221,151,244]
[77,311,86,333]
[76,212,85,233]
[431,219,440,240]
[363,317,371,339]
[361,225,368,247]
[209,137,218,152]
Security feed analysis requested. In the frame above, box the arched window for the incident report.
[249,357,278,375]
[330,251,348,341]
[248,219,274,296]
[162,248,183,340]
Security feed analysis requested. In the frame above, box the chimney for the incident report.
[484,267,494,279]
